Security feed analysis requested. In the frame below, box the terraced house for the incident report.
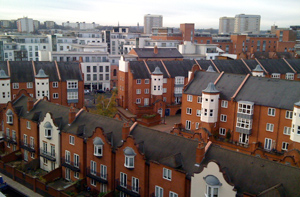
[0,61,84,130]
[2,93,300,196]
[180,66,300,166]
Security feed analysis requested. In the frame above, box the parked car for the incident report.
[84,89,90,94]
[96,90,105,94]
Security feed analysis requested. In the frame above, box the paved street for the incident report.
[0,172,43,197]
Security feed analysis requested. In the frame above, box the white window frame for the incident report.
[195,122,200,129]
[67,92,78,100]
[221,100,228,108]
[220,114,227,122]
[169,191,178,197]
[266,123,274,132]
[238,103,253,115]
[187,95,193,102]
[30,137,34,149]
[268,108,276,116]
[27,82,33,89]
[283,126,291,135]
[197,96,202,103]
[100,164,107,180]
[236,118,252,129]
[271,73,280,78]
[155,186,164,197]
[219,128,226,136]
[6,114,13,124]
[45,128,52,138]
[120,172,127,188]
[163,88,167,93]
[163,78,167,83]
[239,133,249,145]
[282,142,289,151]
[175,76,184,85]
[69,135,75,145]
[206,185,219,197]
[65,150,71,164]
[125,155,134,168]
[91,178,96,187]
[144,89,149,94]
[163,168,172,181]
[286,73,294,80]
[196,109,201,117]
[145,79,149,84]
[91,160,96,175]
[53,93,59,99]
[27,121,31,129]
[136,79,141,84]
[186,120,191,130]
[94,145,103,156]
[74,154,79,168]
[136,98,141,104]
[174,87,182,94]
[136,89,141,94]
[132,177,139,193]
[67,81,78,89]
[264,138,272,150]
[52,82,58,88]
[186,108,192,115]
[285,110,293,119]
[13,83,19,89]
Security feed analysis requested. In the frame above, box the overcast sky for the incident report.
[1,0,299,30]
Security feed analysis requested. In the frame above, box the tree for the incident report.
[92,92,117,118]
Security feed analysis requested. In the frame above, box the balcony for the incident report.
[39,149,56,162]
[3,134,17,145]
[115,179,140,197]
[86,167,107,184]
[61,157,80,172]
[19,141,35,152]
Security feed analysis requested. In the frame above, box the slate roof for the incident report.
[132,48,183,59]
[258,59,294,74]
[0,61,83,82]
[129,60,196,79]
[196,60,214,71]
[213,60,250,74]
[200,145,300,196]
[184,72,220,96]
[285,59,300,73]
[12,94,199,175]
[184,71,300,110]
[235,76,300,110]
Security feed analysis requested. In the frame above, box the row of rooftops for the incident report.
[10,94,300,196]
[184,71,300,110]
[128,59,300,79]
[0,61,83,82]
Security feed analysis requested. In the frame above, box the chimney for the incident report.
[154,45,158,54]
[79,56,83,62]
[27,97,34,112]
[69,106,76,124]
[122,122,130,141]
[195,143,205,164]
[250,46,254,54]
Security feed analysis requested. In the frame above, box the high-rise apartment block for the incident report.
[17,17,34,33]
[144,14,163,34]
[234,14,261,34]
[219,14,261,34]
[219,17,235,34]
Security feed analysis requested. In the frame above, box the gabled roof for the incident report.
[34,61,59,81]
[184,71,300,110]
[213,60,250,74]
[132,48,183,59]
[9,61,35,83]
[258,59,294,74]
[12,94,199,174]
[200,145,300,196]
[56,62,83,81]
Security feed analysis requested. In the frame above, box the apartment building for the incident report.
[219,17,235,34]
[16,17,35,33]
[144,14,163,34]
[178,41,220,60]
[3,93,199,196]
[181,68,300,164]
[234,14,261,34]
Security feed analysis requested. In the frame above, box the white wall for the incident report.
[191,162,236,197]
[0,79,11,104]
[39,113,61,172]
[35,78,49,99]
[201,93,219,123]
[291,106,300,143]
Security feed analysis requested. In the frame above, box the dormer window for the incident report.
[204,175,222,197]
[124,147,136,169]
[6,109,13,124]
[44,122,52,139]
[93,137,104,157]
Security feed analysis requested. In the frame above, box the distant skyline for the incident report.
[1,0,300,30]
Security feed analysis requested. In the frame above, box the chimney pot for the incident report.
[122,122,130,141]
[154,45,158,54]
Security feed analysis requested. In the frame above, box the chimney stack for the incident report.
[27,97,34,112]
[122,122,130,141]
[195,143,205,164]
[69,106,76,124]
[154,45,158,54]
